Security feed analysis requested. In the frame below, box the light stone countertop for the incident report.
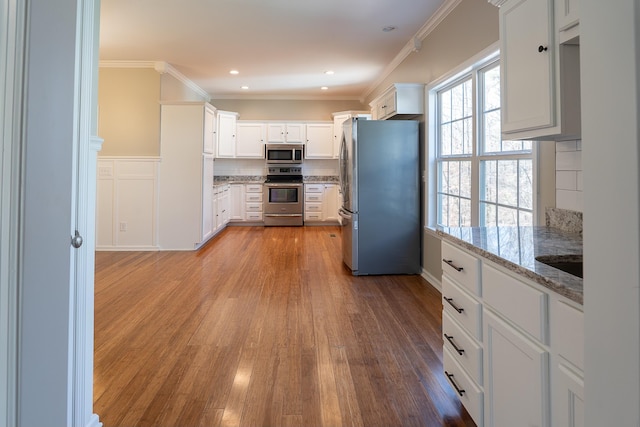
[436,226,583,304]
[213,175,339,184]
[303,176,339,183]
[214,175,265,184]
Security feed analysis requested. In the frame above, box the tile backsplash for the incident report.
[556,140,583,212]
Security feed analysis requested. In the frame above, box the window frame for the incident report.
[425,44,538,229]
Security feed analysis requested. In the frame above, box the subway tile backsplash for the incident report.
[556,140,583,212]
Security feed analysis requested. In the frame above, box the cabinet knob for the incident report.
[538,45,548,53]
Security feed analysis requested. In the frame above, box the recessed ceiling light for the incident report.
[230,70,239,75]
[324,70,335,75]
[241,86,249,90]
[382,25,396,32]
[321,86,329,91]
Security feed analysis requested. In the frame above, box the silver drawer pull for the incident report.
[445,371,466,396]
[443,259,463,272]
[444,334,465,355]
[444,297,464,314]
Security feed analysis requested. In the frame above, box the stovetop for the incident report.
[265,165,303,183]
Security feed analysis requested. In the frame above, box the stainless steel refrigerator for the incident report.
[338,118,420,275]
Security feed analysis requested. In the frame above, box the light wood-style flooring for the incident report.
[94,226,474,426]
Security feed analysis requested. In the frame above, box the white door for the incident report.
[0,1,103,426]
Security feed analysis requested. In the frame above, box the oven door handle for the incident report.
[338,208,352,220]
[264,183,303,188]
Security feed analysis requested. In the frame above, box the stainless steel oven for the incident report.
[263,166,304,226]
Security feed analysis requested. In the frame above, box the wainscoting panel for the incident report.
[96,157,159,250]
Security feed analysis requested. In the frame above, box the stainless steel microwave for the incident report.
[265,144,304,164]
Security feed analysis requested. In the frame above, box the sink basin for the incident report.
[535,255,583,279]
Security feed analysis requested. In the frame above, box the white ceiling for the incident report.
[99,0,447,100]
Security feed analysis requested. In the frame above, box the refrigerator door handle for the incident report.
[338,208,352,220]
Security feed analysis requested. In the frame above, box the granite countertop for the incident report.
[213,175,339,184]
[214,175,265,184]
[436,226,583,304]
[303,176,339,183]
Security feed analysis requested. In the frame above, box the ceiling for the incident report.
[99,0,447,100]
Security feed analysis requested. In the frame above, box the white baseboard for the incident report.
[86,413,102,427]
[421,268,442,292]
[96,245,160,251]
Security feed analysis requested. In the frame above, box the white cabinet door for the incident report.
[219,185,230,225]
[236,122,266,158]
[555,363,584,427]
[305,123,333,159]
[500,0,554,134]
[229,184,245,221]
[267,123,305,143]
[216,111,237,158]
[201,157,214,241]
[484,309,550,427]
[284,123,305,143]
[323,184,339,222]
[203,106,216,154]
[333,114,350,158]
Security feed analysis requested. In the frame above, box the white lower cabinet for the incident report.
[441,240,583,427]
[228,183,263,223]
[483,308,550,427]
[304,183,339,223]
[229,184,245,221]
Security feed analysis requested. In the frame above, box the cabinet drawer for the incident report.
[442,241,481,296]
[246,193,263,202]
[305,193,323,202]
[245,202,262,212]
[483,263,547,343]
[305,202,322,212]
[305,184,324,193]
[443,348,484,427]
[245,184,262,193]
[245,212,263,221]
[443,311,483,385]
[305,212,323,221]
[442,276,482,340]
[554,300,584,370]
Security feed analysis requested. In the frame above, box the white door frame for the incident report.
[0,0,102,426]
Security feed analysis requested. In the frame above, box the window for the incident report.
[434,56,534,228]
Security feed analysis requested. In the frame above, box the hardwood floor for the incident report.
[94,226,475,427]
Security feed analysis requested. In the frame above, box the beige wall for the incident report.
[161,73,209,102]
[98,68,161,156]
[366,0,499,104]
[209,99,366,121]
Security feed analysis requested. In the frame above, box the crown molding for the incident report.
[98,60,211,102]
[209,93,363,102]
[361,0,463,101]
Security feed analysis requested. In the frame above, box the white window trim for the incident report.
[425,41,539,229]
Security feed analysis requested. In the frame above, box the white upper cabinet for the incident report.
[203,105,216,154]
[369,83,424,120]
[235,121,266,158]
[332,111,370,158]
[267,123,305,143]
[304,123,334,159]
[499,0,580,140]
[556,0,580,43]
[216,110,239,158]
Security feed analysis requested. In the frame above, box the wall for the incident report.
[210,99,366,121]
[581,0,640,424]
[555,140,583,212]
[365,0,499,105]
[98,67,161,156]
[161,72,210,102]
